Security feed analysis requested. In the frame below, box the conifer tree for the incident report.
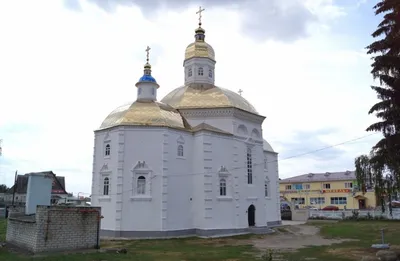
[355,0,400,212]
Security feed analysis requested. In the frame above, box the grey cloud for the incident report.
[278,128,345,161]
[64,0,317,42]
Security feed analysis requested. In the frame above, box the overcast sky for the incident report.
[0,0,381,195]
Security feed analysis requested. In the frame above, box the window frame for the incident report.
[264,180,269,197]
[344,182,353,189]
[105,144,111,157]
[103,177,110,196]
[137,176,146,195]
[323,183,331,189]
[198,67,204,76]
[330,197,347,205]
[177,144,184,157]
[247,147,253,184]
[219,178,227,196]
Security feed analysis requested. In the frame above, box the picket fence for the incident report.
[309,209,400,220]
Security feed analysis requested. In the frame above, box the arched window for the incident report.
[264,157,268,170]
[220,179,226,196]
[103,177,110,195]
[198,67,203,76]
[105,144,111,156]
[177,145,184,157]
[152,87,155,95]
[137,176,146,195]
[188,68,192,77]
[209,69,213,78]
[265,180,269,197]
[247,148,253,184]
[138,87,142,95]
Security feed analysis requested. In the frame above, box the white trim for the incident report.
[217,196,233,201]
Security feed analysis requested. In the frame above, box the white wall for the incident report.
[264,151,281,223]
[164,129,194,230]
[120,127,165,231]
[92,113,280,234]
[92,128,120,231]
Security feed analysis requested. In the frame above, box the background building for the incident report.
[5,171,68,205]
[279,171,377,210]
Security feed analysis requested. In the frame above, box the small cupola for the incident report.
[135,46,160,102]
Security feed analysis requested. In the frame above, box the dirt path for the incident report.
[241,224,355,251]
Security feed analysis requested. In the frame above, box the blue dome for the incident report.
[138,74,157,83]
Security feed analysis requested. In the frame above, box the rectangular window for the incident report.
[285,185,292,190]
[344,182,353,188]
[310,197,325,205]
[219,179,227,196]
[304,184,310,190]
[330,197,347,205]
[291,197,305,205]
[323,183,331,189]
[294,184,303,190]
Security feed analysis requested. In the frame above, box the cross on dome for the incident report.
[238,89,243,96]
[196,6,205,26]
[145,46,151,63]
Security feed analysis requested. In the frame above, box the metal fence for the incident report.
[309,209,400,220]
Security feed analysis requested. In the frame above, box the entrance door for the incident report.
[248,204,255,227]
[358,199,366,209]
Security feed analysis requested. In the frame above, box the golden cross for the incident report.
[196,6,205,25]
[145,46,151,62]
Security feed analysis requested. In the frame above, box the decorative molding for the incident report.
[218,166,230,177]
[177,135,185,144]
[217,197,233,201]
[251,128,261,139]
[130,196,152,201]
[98,196,111,201]
[237,124,248,136]
[100,163,111,174]
[131,161,151,173]
[104,131,111,142]
[179,108,234,118]
[233,108,265,123]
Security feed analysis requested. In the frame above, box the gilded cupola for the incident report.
[184,7,215,62]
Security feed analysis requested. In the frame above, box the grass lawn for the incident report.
[0,218,400,261]
[283,220,400,261]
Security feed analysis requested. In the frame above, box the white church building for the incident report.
[91,13,281,238]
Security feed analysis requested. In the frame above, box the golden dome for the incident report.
[99,101,190,130]
[161,83,258,114]
[185,40,215,61]
[184,27,215,61]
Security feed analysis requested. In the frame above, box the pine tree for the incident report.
[355,0,400,211]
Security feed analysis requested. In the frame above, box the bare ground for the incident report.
[248,224,354,251]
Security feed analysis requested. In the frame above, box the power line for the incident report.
[87,132,379,197]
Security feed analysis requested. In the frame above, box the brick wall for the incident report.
[6,214,37,252]
[6,205,101,253]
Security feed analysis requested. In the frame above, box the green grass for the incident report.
[283,220,400,261]
[1,218,400,261]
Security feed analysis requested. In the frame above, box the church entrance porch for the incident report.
[248,204,255,227]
